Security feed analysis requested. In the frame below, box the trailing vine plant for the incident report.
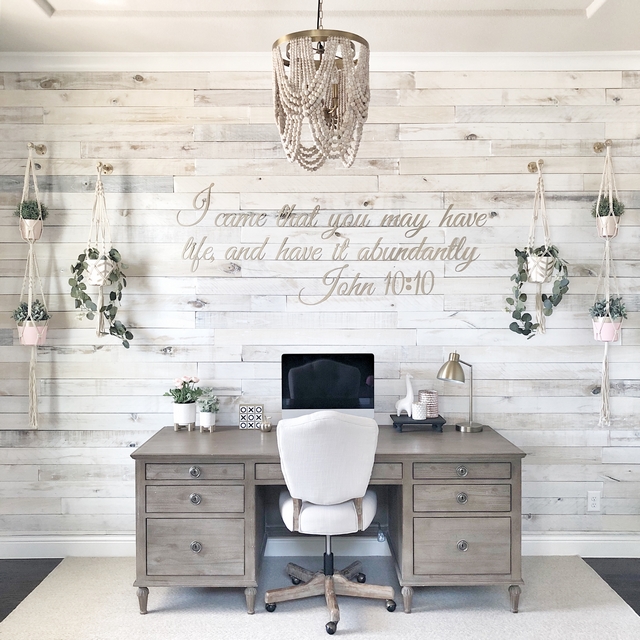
[69,247,134,348]
[506,245,569,338]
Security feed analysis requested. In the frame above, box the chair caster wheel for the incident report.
[356,573,366,583]
[326,621,337,635]
[386,599,396,612]
[265,603,276,612]
[291,577,301,585]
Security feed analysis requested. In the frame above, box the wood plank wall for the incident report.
[0,67,638,544]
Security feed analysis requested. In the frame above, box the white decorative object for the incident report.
[199,411,216,433]
[173,403,196,431]
[395,374,414,418]
[239,404,264,429]
[411,403,427,420]
[272,0,370,171]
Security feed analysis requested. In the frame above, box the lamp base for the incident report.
[455,421,485,433]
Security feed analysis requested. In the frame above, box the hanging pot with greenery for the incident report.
[505,160,569,338]
[589,295,626,342]
[68,163,133,349]
[592,141,624,239]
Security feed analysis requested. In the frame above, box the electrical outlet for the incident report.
[588,490,601,512]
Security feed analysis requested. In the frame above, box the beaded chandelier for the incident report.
[272,0,370,172]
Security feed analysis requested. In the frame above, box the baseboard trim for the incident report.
[1,532,639,559]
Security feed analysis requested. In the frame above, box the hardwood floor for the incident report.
[584,558,640,616]
[0,559,62,622]
[0,558,638,622]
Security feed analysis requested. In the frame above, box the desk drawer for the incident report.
[146,485,244,513]
[414,484,511,512]
[414,517,511,575]
[147,518,245,576]
[146,463,244,481]
[413,462,511,480]
[254,462,403,482]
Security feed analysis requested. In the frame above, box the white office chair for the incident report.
[264,410,396,635]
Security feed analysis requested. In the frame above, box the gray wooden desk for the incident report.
[132,425,525,615]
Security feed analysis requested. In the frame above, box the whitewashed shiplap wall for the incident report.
[0,63,639,555]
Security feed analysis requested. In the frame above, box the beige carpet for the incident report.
[1,556,639,640]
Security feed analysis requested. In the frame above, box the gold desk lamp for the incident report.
[437,352,486,433]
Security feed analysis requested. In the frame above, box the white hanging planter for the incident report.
[592,318,622,343]
[19,218,43,242]
[596,215,619,239]
[526,254,555,284]
[17,321,48,346]
[199,411,217,432]
[86,256,116,287]
[173,402,196,431]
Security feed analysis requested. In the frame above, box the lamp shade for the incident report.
[437,352,465,384]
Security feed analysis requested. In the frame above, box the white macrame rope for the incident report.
[527,162,550,333]
[527,162,551,250]
[88,165,112,255]
[595,144,619,221]
[599,341,611,427]
[29,346,39,429]
[21,145,44,222]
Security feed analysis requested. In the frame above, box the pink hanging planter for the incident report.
[19,218,43,242]
[592,319,622,342]
[17,322,48,346]
[596,216,619,239]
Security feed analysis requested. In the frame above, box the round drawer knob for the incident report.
[189,493,202,505]
[456,492,468,505]
[190,541,202,554]
[457,539,469,552]
[189,465,201,478]
[456,465,468,477]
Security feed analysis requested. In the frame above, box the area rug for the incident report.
[1,556,638,640]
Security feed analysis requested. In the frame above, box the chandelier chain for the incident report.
[317,0,323,29]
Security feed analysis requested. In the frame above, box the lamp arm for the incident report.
[458,360,473,424]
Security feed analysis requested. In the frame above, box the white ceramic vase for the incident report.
[526,255,554,284]
[173,402,196,430]
[596,216,619,238]
[86,257,116,287]
[19,218,43,242]
[199,411,216,432]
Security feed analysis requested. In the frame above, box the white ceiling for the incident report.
[0,0,636,53]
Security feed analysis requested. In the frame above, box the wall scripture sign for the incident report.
[177,183,488,305]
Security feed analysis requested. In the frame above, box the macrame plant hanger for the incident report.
[526,160,553,333]
[593,141,621,426]
[87,163,114,338]
[18,143,49,429]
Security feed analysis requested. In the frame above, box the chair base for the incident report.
[265,559,395,633]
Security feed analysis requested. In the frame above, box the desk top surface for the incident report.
[132,424,525,462]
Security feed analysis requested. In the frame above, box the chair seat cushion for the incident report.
[279,489,378,536]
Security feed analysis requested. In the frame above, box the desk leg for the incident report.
[401,586,413,613]
[244,587,257,614]
[509,585,521,613]
[137,587,149,614]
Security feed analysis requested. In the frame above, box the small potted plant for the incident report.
[589,296,627,342]
[506,245,569,338]
[592,195,624,238]
[12,299,50,345]
[14,200,49,242]
[197,388,220,432]
[69,247,133,348]
[164,376,203,430]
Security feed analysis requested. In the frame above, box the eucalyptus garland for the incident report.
[69,247,134,348]
[506,245,569,338]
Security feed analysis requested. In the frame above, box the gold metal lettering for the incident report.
[299,264,376,306]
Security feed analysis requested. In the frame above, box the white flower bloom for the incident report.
[173,378,183,386]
